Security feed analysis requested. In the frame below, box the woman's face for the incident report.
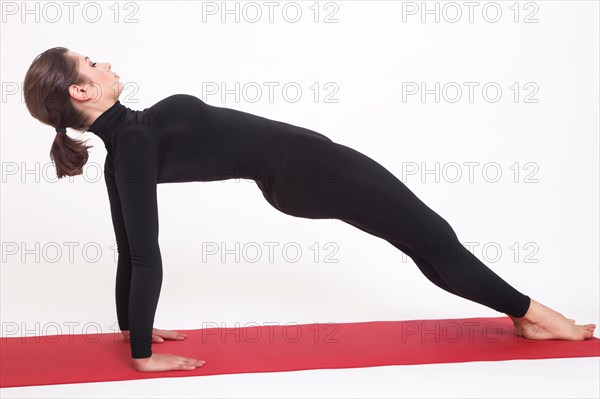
[68,50,122,103]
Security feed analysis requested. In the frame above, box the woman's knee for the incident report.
[437,216,459,241]
[401,215,460,260]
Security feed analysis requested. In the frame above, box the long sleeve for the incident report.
[104,156,132,331]
[111,125,162,359]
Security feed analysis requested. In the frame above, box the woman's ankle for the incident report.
[508,298,537,321]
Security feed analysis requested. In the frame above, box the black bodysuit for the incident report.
[88,94,531,359]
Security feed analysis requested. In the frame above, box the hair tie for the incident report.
[55,127,67,134]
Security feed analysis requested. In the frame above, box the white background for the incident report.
[1,0,598,397]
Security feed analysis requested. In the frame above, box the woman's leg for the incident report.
[343,219,463,296]
[276,135,531,317]
[341,210,531,318]
[271,132,595,339]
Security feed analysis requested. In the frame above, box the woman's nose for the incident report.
[106,63,112,71]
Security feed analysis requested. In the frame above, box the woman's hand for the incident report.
[121,328,188,343]
[150,328,188,343]
[132,353,205,372]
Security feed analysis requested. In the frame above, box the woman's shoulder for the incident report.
[110,94,206,152]
[156,93,205,106]
[144,93,207,117]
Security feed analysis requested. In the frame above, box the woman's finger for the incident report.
[152,334,164,343]
[152,329,188,340]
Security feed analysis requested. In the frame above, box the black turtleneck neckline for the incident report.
[87,100,132,146]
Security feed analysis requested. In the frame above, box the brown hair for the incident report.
[23,47,94,179]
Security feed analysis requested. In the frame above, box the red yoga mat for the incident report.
[1,316,598,388]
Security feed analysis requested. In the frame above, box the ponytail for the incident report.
[49,128,94,179]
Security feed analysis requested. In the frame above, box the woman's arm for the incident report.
[105,125,204,372]
[111,125,163,360]
[104,156,133,334]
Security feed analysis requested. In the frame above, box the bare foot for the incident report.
[506,298,596,340]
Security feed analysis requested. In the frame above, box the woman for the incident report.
[23,47,596,372]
